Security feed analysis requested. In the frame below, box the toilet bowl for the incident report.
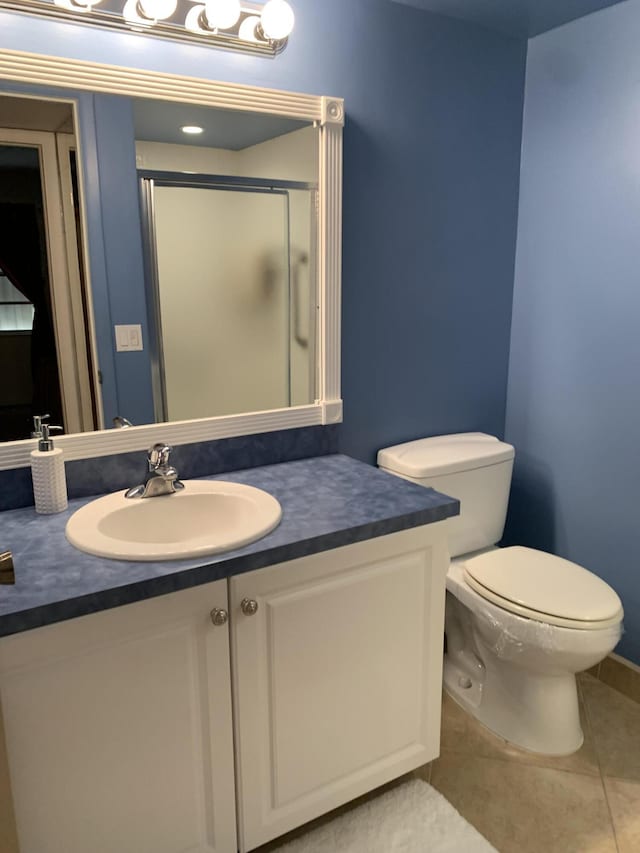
[445,552,622,754]
[378,433,624,755]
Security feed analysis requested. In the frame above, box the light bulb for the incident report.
[137,0,178,21]
[204,0,241,30]
[123,0,154,25]
[260,0,294,40]
[181,126,204,134]
[185,4,206,32]
[238,14,261,42]
[54,0,103,11]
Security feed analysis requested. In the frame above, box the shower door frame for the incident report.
[138,170,317,424]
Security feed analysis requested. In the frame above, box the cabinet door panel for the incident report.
[0,581,236,853]
[231,526,448,852]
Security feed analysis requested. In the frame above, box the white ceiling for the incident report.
[0,95,74,134]
[132,99,309,150]
[0,93,309,152]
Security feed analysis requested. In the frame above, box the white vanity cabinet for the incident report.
[0,524,448,853]
[231,526,448,851]
[0,579,237,853]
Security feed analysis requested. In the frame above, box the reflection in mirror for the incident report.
[134,97,318,422]
[0,86,320,441]
[0,96,97,443]
[144,178,315,421]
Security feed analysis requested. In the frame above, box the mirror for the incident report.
[0,52,342,470]
[0,87,319,441]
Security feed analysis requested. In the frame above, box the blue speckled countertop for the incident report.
[0,455,458,637]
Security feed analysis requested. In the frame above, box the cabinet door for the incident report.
[0,581,237,853]
[231,525,448,852]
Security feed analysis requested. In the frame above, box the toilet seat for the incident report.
[461,546,624,631]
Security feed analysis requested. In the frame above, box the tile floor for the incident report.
[423,674,640,852]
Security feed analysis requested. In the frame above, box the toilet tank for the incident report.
[378,433,515,558]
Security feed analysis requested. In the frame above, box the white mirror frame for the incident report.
[0,48,343,471]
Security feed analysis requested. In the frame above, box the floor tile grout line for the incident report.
[439,746,606,780]
[439,748,604,784]
[601,773,640,784]
[579,676,621,853]
[599,769,621,852]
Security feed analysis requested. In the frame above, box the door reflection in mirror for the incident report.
[0,118,97,442]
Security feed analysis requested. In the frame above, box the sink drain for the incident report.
[458,676,473,689]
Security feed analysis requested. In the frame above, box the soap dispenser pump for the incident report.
[31,416,68,514]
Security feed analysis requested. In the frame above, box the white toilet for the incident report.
[378,432,623,756]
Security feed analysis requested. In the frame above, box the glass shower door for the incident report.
[151,183,291,422]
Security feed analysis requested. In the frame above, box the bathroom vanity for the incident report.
[0,39,462,853]
[0,455,458,853]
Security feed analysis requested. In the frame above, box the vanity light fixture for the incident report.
[122,0,178,24]
[258,0,292,39]
[203,0,240,29]
[140,0,177,17]
[53,0,104,11]
[4,0,295,55]
[237,12,259,41]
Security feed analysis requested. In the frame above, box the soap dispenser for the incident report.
[31,417,68,514]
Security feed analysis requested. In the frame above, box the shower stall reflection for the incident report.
[140,173,316,423]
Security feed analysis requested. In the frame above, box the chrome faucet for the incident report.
[125,443,185,499]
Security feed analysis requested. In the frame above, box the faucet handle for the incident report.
[148,443,172,470]
[31,414,50,438]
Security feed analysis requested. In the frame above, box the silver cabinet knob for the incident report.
[210,608,228,626]
[241,598,259,616]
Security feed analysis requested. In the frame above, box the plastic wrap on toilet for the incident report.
[473,607,625,660]
[474,605,557,659]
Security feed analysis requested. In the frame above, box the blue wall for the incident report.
[0,0,526,460]
[505,2,640,663]
[91,94,155,426]
[340,11,525,463]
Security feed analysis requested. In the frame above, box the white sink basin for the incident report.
[65,480,282,561]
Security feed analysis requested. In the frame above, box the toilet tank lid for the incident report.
[377,433,514,478]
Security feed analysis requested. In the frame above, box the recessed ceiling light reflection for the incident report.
[181,126,205,135]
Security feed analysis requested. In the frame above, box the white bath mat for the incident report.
[271,778,497,852]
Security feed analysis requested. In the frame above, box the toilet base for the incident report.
[444,650,584,756]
